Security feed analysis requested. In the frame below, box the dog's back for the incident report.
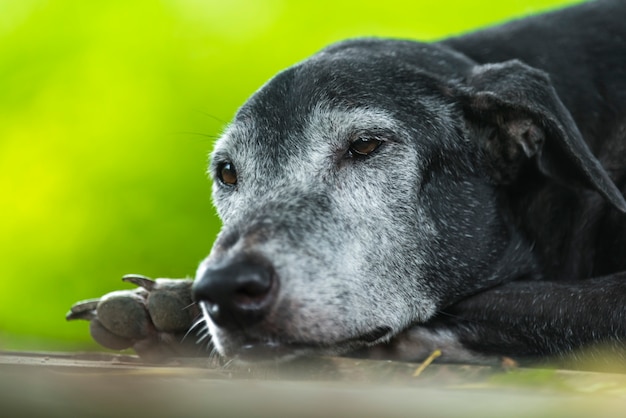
[444,0,626,281]
[446,0,626,161]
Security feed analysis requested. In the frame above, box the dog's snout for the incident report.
[192,255,276,329]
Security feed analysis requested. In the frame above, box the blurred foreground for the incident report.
[2,352,626,418]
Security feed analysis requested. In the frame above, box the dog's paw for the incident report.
[66,274,206,361]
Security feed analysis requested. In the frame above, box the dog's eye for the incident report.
[217,162,238,186]
[349,137,382,157]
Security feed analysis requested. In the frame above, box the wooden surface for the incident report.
[3,351,626,417]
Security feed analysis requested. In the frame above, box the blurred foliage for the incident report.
[0,0,581,350]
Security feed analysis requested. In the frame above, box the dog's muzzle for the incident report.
[192,254,277,330]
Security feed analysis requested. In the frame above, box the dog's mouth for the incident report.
[225,325,394,362]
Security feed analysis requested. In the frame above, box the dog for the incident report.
[68,0,626,367]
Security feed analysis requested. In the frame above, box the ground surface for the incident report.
[2,351,626,417]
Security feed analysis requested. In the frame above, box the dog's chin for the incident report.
[215,326,394,364]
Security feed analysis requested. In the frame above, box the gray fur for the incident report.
[200,104,439,357]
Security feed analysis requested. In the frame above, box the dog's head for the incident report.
[193,39,626,361]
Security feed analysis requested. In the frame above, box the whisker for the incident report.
[183,301,198,311]
[220,358,234,369]
[196,330,211,344]
[182,314,207,342]
[171,131,220,140]
[195,110,229,125]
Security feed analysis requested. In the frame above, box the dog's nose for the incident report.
[192,255,276,329]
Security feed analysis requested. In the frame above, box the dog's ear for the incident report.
[458,59,626,212]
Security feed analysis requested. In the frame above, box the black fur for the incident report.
[425,0,626,361]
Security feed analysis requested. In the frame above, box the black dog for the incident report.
[68,0,626,367]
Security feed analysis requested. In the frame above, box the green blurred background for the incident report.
[1,0,582,352]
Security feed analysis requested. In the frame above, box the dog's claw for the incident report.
[122,274,156,290]
[65,298,100,321]
[67,275,204,361]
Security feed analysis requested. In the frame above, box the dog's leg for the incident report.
[430,275,626,365]
[364,275,626,368]
[66,275,209,361]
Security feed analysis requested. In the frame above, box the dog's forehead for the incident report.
[212,39,471,173]
[232,63,393,140]
[215,104,401,166]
